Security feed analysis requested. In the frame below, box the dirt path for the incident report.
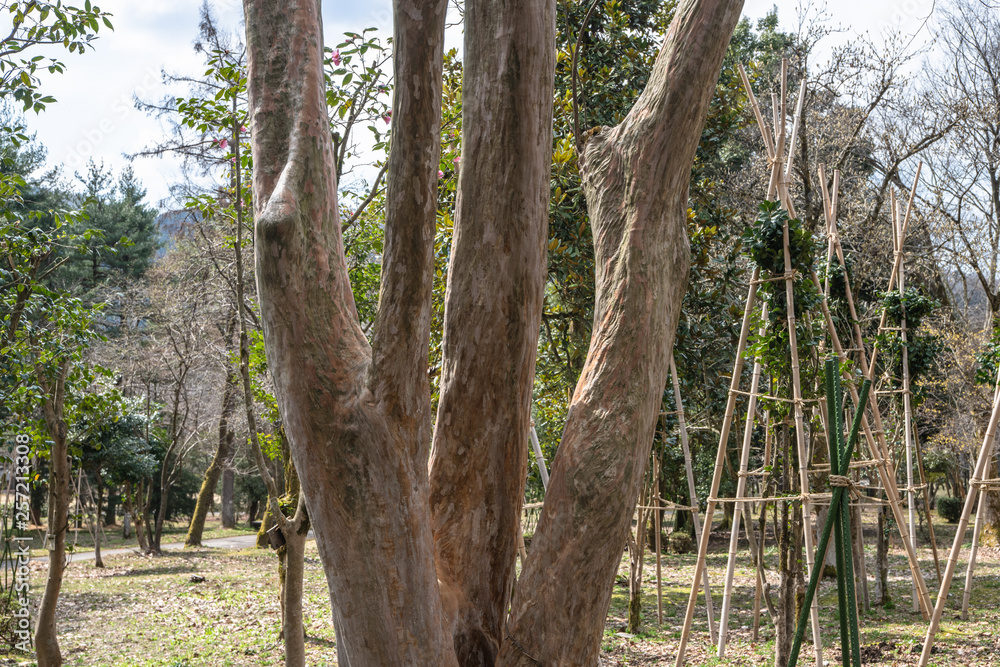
[31,532,315,564]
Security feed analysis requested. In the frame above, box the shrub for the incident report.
[937,497,962,524]
[670,531,693,554]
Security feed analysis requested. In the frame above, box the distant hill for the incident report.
[155,209,201,257]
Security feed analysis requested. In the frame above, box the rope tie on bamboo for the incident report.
[829,474,862,500]
[751,271,799,285]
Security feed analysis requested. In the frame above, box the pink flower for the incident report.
[332,49,342,66]
[437,170,444,179]
[240,125,248,134]
[218,138,228,150]
[453,156,461,164]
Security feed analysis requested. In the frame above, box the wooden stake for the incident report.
[670,353,717,641]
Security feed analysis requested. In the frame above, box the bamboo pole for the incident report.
[919,385,1000,666]
[960,493,984,621]
[718,306,768,656]
[789,369,871,667]
[852,464,871,612]
[834,372,862,667]
[782,204,823,667]
[776,58,822,665]
[912,421,942,584]
[529,424,549,491]
[654,453,664,626]
[675,271,760,667]
[670,353,717,641]
[893,193,921,614]
[815,165,932,618]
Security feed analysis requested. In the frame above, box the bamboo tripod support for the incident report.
[919,377,1000,665]
[814,162,934,619]
[679,58,826,666]
[674,268,760,667]
[669,353,717,640]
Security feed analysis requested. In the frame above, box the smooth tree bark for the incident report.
[498,1,743,663]
[34,360,69,667]
[231,50,310,666]
[244,0,452,663]
[242,0,742,664]
[427,0,554,662]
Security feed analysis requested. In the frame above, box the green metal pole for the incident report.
[788,361,871,667]
[836,372,862,667]
[830,368,852,665]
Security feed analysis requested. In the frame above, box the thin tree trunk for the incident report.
[104,484,117,527]
[221,466,236,529]
[142,479,155,552]
[152,479,170,554]
[34,361,69,667]
[186,348,238,546]
[500,2,744,663]
[877,504,891,607]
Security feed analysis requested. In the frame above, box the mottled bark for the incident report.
[243,0,451,663]
[498,1,743,664]
[244,0,740,664]
[34,361,69,667]
[427,0,554,662]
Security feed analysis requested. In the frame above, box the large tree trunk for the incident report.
[427,0,554,662]
[186,349,238,546]
[34,361,69,667]
[244,0,453,662]
[243,0,741,664]
[498,2,743,663]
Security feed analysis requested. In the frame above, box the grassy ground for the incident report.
[24,515,258,558]
[0,511,997,666]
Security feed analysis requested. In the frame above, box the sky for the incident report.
[24,0,938,210]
